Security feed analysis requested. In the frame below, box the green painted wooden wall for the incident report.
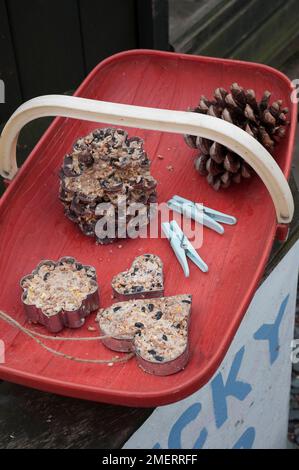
[169,0,299,69]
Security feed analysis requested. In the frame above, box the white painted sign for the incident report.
[124,240,299,449]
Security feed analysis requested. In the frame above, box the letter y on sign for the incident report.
[254,295,289,365]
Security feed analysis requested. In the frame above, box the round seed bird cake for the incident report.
[20,257,99,332]
[112,254,164,300]
[59,128,158,244]
[98,294,192,375]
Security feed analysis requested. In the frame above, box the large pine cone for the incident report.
[59,128,157,244]
[184,83,289,190]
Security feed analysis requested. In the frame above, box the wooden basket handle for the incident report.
[0,94,294,224]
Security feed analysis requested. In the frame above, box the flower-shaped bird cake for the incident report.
[20,257,100,333]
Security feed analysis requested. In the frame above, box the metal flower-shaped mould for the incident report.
[20,257,100,333]
[98,295,192,376]
[111,254,164,301]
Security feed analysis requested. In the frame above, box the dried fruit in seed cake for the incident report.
[20,257,99,333]
[112,254,164,301]
[59,128,158,244]
[98,295,192,375]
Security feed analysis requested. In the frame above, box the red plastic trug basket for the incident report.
[0,50,297,407]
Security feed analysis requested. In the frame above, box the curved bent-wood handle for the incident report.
[0,95,294,224]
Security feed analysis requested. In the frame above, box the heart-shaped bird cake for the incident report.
[111,254,164,301]
[98,294,192,375]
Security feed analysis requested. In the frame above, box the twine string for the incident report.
[0,310,134,365]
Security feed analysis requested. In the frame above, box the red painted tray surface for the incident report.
[0,50,297,407]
